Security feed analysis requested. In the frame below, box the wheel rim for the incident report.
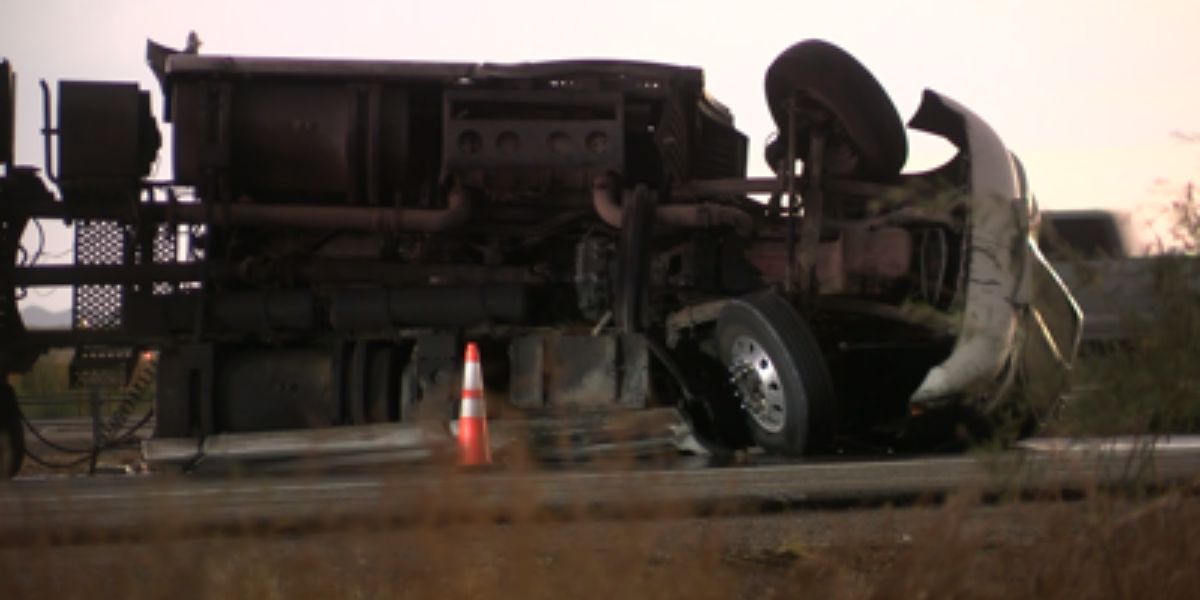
[727,334,787,433]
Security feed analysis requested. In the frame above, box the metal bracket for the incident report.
[38,80,58,183]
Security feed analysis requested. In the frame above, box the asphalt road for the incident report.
[3,435,1199,545]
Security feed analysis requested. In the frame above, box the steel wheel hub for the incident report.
[727,335,786,433]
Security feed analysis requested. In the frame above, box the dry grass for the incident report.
[3,463,1199,600]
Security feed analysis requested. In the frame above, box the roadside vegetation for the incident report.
[8,348,72,397]
[1054,181,1200,436]
[5,349,77,419]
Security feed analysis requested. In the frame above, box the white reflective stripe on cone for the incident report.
[460,397,486,419]
[462,364,483,391]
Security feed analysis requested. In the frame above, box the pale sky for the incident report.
[3,0,1199,310]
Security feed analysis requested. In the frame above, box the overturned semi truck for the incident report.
[0,39,1082,477]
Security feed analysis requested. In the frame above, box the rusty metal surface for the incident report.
[443,90,624,186]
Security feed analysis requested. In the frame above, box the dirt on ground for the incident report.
[3,484,1198,600]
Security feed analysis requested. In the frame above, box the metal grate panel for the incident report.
[73,220,127,330]
[152,223,178,296]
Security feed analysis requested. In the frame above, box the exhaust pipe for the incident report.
[592,175,755,235]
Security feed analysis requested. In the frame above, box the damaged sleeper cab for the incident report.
[0,39,1080,476]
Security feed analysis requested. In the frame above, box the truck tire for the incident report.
[716,291,836,455]
[1,383,25,479]
[764,39,907,181]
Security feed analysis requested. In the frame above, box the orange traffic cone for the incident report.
[457,342,492,466]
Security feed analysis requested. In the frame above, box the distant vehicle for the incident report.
[0,39,1082,477]
[1040,209,1196,346]
[1039,209,1134,261]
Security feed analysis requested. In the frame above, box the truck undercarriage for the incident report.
[0,39,1082,477]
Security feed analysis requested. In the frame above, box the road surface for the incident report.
[2,435,1198,545]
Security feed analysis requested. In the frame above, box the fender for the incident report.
[907,90,1028,404]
